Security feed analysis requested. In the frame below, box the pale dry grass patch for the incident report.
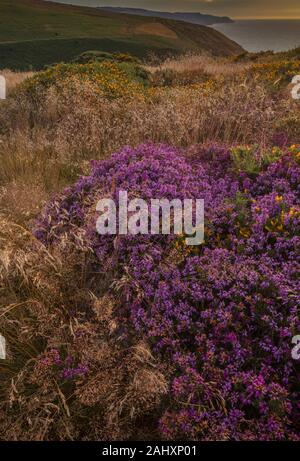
[48,79,284,153]
[147,53,251,77]
[0,70,34,95]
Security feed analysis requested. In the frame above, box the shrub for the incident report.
[231,145,283,176]
[17,61,149,102]
[32,143,300,440]
[72,51,142,65]
[248,60,300,90]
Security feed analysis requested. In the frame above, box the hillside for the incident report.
[0,48,299,440]
[99,7,233,26]
[0,0,243,70]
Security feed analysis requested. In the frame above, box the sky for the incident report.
[54,0,300,19]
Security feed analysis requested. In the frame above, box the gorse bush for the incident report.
[17,61,150,101]
[31,143,300,441]
[249,60,300,90]
[230,145,283,176]
[72,51,142,65]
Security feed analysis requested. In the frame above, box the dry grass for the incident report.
[147,53,251,77]
[0,215,167,440]
[0,70,34,95]
[0,70,297,227]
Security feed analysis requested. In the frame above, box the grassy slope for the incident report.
[0,0,243,70]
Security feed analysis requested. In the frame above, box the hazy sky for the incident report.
[55,0,300,19]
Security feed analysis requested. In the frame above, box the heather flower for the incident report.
[39,349,88,382]
[34,143,300,440]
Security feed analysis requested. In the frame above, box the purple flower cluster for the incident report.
[40,349,88,381]
[34,143,300,440]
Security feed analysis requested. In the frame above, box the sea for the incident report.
[46,1,300,53]
[211,20,300,52]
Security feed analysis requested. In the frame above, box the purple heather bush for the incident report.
[34,143,300,441]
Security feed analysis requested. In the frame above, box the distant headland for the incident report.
[99,7,234,26]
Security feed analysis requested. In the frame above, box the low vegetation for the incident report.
[0,47,299,440]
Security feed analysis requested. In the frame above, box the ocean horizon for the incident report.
[212,19,300,52]
[46,2,300,52]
